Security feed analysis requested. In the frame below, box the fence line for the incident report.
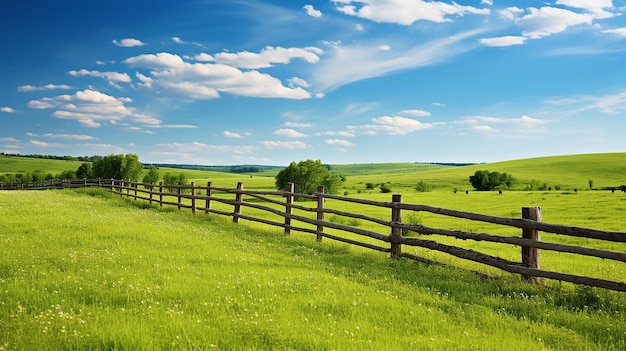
[2,178,625,292]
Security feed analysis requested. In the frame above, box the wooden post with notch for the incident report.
[391,194,403,258]
[284,182,294,235]
[522,206,542,284]
[316,185,325,242]
[233,182,243,223]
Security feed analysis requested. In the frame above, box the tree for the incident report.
[469,170,514,191]
[142,166,160,184]
[275,159,345,195]
[91,153,142,181]
[76,162,93,179]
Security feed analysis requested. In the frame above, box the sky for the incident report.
[1,0,626,166]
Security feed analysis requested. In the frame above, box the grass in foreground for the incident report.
[0,189,625,350]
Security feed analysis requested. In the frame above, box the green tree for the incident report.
[469,170,514,191]
[142,166,160,184]
[76,162,93,179]
[275,159,345,195]
[121,154,143,182]
[91,154,142,181]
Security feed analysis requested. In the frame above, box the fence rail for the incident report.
[2,178,626,292]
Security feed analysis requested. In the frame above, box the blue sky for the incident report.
[1,0,626,166]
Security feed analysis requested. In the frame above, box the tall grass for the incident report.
[1,190,625,350]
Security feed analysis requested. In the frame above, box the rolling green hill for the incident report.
[2,153,625,192]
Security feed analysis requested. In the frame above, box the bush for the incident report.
[415,180,432,192]
[469,170,514,191]
[380,184,392,193]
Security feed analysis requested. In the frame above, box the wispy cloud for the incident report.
[348,116,433,135]
[1,107,16,113]
[17,84,73,92]
[312,29,484,92]
[260,140,308,149]
[68,69,131,83]
[25,132,94,140]
[273,128,307,138]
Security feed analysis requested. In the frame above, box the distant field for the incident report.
[0,156,83,175]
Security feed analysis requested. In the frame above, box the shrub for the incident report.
[415,180,432,192]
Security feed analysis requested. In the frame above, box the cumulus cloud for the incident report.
[333,0,490,25]
[325,139,354,147]
[303,4,322,18]
[556,0,616,19]
[68,69,132,83]
[399,109,431,117]
[516,7,594,39]
[124,52,312,99]
[274,128,306,138]
[212,46,323,69]
[1,107,16,113]
[112,38,146,47]
[27,89,161,128]
[17,84,73,92]
[479,35,527,47]
[224,131,242,138]
[349,116,433,135]
[602,27,626,36]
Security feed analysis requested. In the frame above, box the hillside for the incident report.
[1,153,625,191]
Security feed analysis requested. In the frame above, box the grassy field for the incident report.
[1,189,625,350]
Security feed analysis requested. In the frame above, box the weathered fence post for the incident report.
[149,183,153,205]
[205,181,212,214]
[177,186,182,210]
[191,182,196,214]
[522,206,542,284]
[158,181,163,207]
[233,182,244,223]
[391,194,403,258]
[133,181,137,200]
[284,182,294,235]
[316,185,325,242]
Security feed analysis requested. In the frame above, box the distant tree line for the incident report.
[0,153,103,162]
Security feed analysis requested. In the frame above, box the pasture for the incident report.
[1,152,626,349]
[0,189,625,350]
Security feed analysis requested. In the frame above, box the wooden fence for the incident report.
[2,178,626,292]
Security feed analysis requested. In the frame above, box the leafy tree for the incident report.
[76,162,93,179]
[142,166,160,184]
[275,159,345,195]
[415,180,432,192]
[121,154,142,182]
[91,153,142,181]
[469,170,514,191]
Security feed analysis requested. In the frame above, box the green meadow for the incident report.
[1,153,626,349]
[1,189,625,350]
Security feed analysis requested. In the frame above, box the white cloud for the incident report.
[212,46,323,69]
[260,140,308,149]
[321,130,356,137]
[17,84,73,92]
[479,35,527,47]
[284,122,313,128]
[516,7,594,39]
[194,53,214,62]
[312,29,483,92]
[325,139,354,147]
[171,36,205,47]
[172,36,184,44]
[399,109,431,117]
[304,4,322,18]
[27,89,161,128]
[224,131,242,138]
[124,52,311,99]
[112,38,146,47]
[481,0,493,5]
[602,27,626,36]
[556,0,616,19]
[1,107,15,113]
[461,115,548,135]
[333,0,490,25]
[288,77,310,88]
[68,69,132,83]
[499,7,524,21]
[349,116,433,135]
[545,90,626,114]
[25,132,94,140]
[274,128,306,138]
